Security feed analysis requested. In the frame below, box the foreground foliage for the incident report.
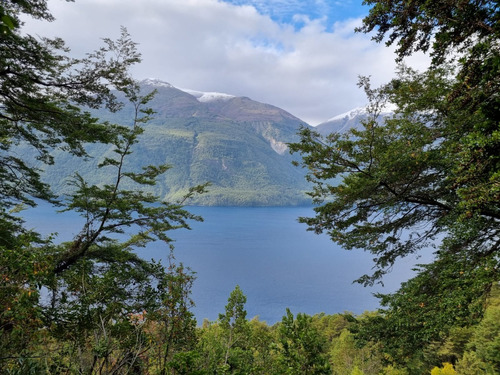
[290,0,499,370]
[1,1,205,373]
[3,283,499,374]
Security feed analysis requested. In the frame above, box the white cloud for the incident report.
[22,0,430,125]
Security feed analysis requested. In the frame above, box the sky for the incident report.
[22,0,429,125]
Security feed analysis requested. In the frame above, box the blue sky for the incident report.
[22,0,428,124]
[221,0,368,28]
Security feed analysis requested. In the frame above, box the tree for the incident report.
[380,365,408,375]
[197,319,226,374]
[330,329,382,375]
[248,317,281,375]
[350,252,496,371]
[357,0,500,221]
[356,0,498,64]
[458,287,500,374]
[196,286,253,374]
[1,4,146,361]
[454,351,487,375]
[218,285,252,374]
[289,0,499,367]
[9,77,205,374]
[291,65,495,283]
[1,1,146,366]
[430,363,456,375]
[1,3,140,213]
[0,1,207,371]
[291,0,499,282]
[148,258,198,375]
[277,308,331,375]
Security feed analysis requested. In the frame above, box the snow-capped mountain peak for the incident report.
[141,78,174,88]
[326,107,368,123]
[181,88,236,103]
[325,103,397,124]
[140,78,236,103]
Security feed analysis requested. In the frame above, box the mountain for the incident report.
[315,106,395,136]
[38,79,313,206]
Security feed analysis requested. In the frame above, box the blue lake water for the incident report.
[21,204,431,324]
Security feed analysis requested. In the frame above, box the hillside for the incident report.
[38,80,314,206]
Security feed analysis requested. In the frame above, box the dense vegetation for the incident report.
[2,281,499,374]
[1,0,499,374]
[0,1,206,373]
[290,0,500,373]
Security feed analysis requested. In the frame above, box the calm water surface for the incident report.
[22,204,429,324]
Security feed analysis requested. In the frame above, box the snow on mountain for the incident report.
[141,78,174,88]
[326,107,368,123]
[181,88,236,103]
[325,102,397,124]
[316,103,397,135]
[141,78,236,103]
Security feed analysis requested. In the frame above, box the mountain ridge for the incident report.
[315,104,395,135]
[33,79,383,206]
[37,80,314,206]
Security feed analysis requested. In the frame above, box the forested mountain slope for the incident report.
[38,80,314,206]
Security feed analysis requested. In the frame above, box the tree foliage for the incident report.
[330,328,382,375]
[290,0,500,368]
[196,285,254,374]
[430,362,456,375]
[277,308,331,375]
[1,68,205,373]
[291,65,499,284]
[357,0,500,228]
[1,4,140,211]
[357,0,499,63]
[218,285,252,372]
[0,1,207,372]
[290,1,500,284]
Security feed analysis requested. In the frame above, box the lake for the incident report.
[21,204,431,324]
